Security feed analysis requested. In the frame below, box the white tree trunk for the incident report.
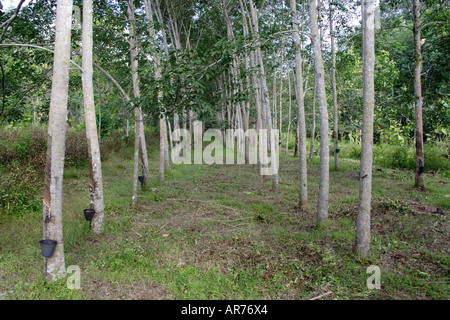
[330,3,339,170]
[249,0,279,191]
[355,0,375,256]
[144,0,166,183]
[42,0,72,281]
[309,0,330,224]
[309,82,316,160]
[286,71,292,156]
[128,0,150,191]
[82,0,104,234]
[413,0,425,190]
[290,0,308,207]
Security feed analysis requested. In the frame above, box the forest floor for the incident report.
[0,134,449,300]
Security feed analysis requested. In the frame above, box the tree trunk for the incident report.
[249,0,279,191]
[309,0,329,224]
[413,0,425,190]
[131,111,140,206]
[240,0,263,173]
[128,0,150,191]
[42,0,72,281]
[272,74,277,131]
[286,71,292,155]
[355,0,375,256]
[144,0,166,183]
[309,82,317,160]
[82,0,104,234]
[290,0,308,207]
[279,67,283,152]
[222,0,245,161]
[330,2,339,170]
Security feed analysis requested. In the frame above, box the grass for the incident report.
[0,137,449,300]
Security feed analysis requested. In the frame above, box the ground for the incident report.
[0,136,449,300]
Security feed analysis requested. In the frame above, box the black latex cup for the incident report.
[83,209,95,222]
[39,239,57,258]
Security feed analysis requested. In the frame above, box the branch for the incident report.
[2,43,132,109]
[93,25,132,46]
[9,67,53,112]
[420,21,450,31]
[73,49,132,104]
[0,0,27,42]
[0,43,83,71]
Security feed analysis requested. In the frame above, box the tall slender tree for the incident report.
[42,0,73,281]
[412,0,425,190]
[249,0,279,191]
[82,0,105,233]
[290,0,308,207]
[309,0,330,224]
[309,82,316,160]
[144,0,167,184]
[355,0,376,256]
[128,0,150,201]
[330,1,339,170]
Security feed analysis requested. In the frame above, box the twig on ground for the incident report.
[309,291,333,300]
[166,198,238,212]
[203,217,254,223]
[0,290,14,299]
[131,229,142,237]
[206,223,251,234]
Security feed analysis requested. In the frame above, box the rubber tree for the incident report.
[222,0,246,162]
[355,0,376,256]
[144,0,167,184]
[309,82,316,160]
[249,0,279,192]
[330,1,339,170]
[239,0,263,172]
[309,0,330,225]
[412,0,425,190]
[290,0,308,207]
[128,0,150,204]
[42,0,72,281]
[82,0,105,233]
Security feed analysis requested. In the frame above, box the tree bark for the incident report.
[290,0,308,207]
[82,0,104,233]
[249,0,279,191]
[240,0,263,173]
[42,0,72,281]
[128,0,150,193]
[309,0,330,224]
[330,2,339,170]
[413,0,425,190]
[355,0,375,256]
[309,82,317,160]
[144,0,166,183]
[286,71,292,155]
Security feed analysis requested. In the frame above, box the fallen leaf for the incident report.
[162,234,169,237]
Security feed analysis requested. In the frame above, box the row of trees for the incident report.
[1,0,448,280]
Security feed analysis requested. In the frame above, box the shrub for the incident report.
[0,125,127,216]
[423,143,450,172]
[337,141,450,173]
[0,162,41,215]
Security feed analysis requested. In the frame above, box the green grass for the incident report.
[0,137,449,300]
